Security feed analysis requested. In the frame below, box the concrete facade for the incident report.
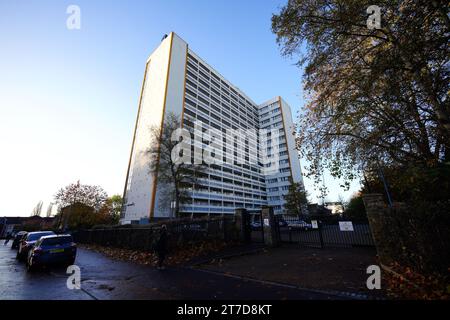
[121,32,304,224]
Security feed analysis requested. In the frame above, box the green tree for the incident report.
[343,194,367,220]
[100,195,123,225]
[272,1,450,192]
[57,203,110,230]
[283,182,309,215]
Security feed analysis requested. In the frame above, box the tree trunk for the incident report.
[174,186,180,218]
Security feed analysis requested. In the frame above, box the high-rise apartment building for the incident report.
[120,32,304,224]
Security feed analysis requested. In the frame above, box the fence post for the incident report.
[363,193,393,265]
[318,223,324,249]
[261,206,281,247]
[235,208,250,243]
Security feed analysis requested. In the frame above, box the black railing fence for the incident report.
[72,216,237,251]
[251,213,374,248]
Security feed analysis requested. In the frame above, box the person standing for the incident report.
[4,232,12,245]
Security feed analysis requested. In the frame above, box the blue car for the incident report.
[26,234,77,271]
[17,231,55,261]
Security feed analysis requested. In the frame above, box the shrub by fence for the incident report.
[72,216,238,252]
[364,195,450,278]
[381,201,450,277]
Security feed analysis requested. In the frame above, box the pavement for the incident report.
[0,241,349,300]
[198,245,386,299]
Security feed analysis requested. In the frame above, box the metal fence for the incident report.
[280,215,374,248]
[251,214,374,248]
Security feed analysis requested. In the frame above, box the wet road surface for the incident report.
[0,242,345,300]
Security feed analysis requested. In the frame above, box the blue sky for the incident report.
[0,0,360,216]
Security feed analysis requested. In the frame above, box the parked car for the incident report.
[183,224,203,231]
[11,231,27,250]
[287,220,313,230]
[251,221,261,230]
[26,234,76,271]
[17,231,55,261]
[278,219,288,227]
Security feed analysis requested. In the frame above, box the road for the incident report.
[0,241,346,300]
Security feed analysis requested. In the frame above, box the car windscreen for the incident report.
[41,236,73,246]
[27,232,54,241]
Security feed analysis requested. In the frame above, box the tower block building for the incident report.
[121,32,305,224]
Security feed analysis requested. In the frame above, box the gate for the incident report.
[250,212,265,243]
[277,214,375,248]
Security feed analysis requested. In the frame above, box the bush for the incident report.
[380,200,450,278]
[344,195,367,220]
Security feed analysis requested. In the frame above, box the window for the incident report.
[187,70,197,80]
[188,54,198,64]
[184,107,195,118]
[199,78,210,89]
[198,87,209,97]
[185,97,196,108]
[199,63,210,73]
[187,61,198,71]
[197,105,209,115]
[186,88,197,98]
[186,78,197,89]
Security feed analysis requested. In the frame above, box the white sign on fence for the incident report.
[311,220,318,229]
[263,218,269,227]
[339,221,354,232]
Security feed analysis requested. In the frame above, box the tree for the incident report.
[31,201,43,216]
[99,195,123,225]
[45,203,53,217]
[272,1,450,192]
[337,194,346,212]
[54,181,108,211]
[283,182,309,215]
[59,203,110,230]
[147,112,206,217]
[361,163,450,202]
[343,194,367,220]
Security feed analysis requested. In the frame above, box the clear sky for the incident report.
[0,0,360,217]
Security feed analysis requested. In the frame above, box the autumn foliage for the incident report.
[80,240,233,267]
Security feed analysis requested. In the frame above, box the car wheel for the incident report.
[18,252,25,262]
[26,259,36,272]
